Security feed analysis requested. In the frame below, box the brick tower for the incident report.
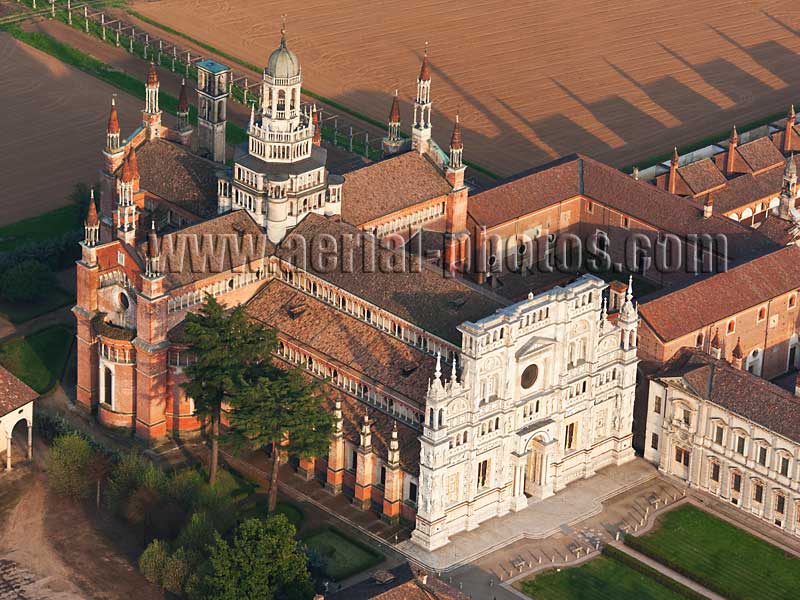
[196,59,231,163]
[143,62,162,140]
[444,115,468,271]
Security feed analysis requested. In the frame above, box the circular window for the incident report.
[118,293,130,310]
[488,255,497,266]
[521,364,539,389]
[518,243,527,255]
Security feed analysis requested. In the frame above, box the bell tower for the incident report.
[196,59,231,163]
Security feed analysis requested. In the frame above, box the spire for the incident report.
[668,147,679,194]
[632,166,639,180]
[177,78,189,112]
[389,89,401,124]
[148,220,159,258]
[600,296,608,322]
[146,61,158,87]
[249,102,255,130]
[790,104,796,123]
[280,14,287,48]
[86,189,99,226]
[450,113,463,150]
[626,275,633,302]
[127,144,139,180]
[120,149,134,183]
[84,189,100,248]
[107,95,120,134]
[434,351,442,382]
[785,152,796,178]
[450,355,458,385]
[730,124,738,145]
[619,275,637,323]
[419,43,431,81]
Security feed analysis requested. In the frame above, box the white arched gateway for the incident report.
[0,366,37,471]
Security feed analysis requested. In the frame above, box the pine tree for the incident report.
[182,296,276,486]
[231,367,334,513]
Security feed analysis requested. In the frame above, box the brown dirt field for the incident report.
[0,30,144,226]
[132,0,800,176]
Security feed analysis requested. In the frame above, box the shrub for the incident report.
[0,259,56,303]
[177,511,217,554]
[165,468,206,510]
[46,433,93,498]
[139,539,169,586]
[107,451,150,512]
[162,547,190,595]
[124,486,162,528]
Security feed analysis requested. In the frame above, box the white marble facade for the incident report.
[411,275,638,551]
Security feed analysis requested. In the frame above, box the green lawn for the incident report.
[629,504,800,600]
[0,287,74,324]
[0,325,73,393]
[517,556,688,600]
[0,205,82,252]
[303,527,383,581]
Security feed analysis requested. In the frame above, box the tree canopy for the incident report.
[201,516,313,600]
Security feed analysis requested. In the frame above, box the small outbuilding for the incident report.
[0,366,37,471]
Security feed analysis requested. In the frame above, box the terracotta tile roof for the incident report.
[245,279,435,403]
[709,170,778,215]
[655,348,800,444]
[0,366,37,416]
[340,151,451,226]
[134,140,220,218]
[276,214,506,344]
[639,245,800,342]
[580,156,772,254]
[120,148,135,183]
[145,210,271,289]
[677,159,727,196]
[736,136,785,173]
[468,155,778,261]
[754,212,798,246]
[328,563,469,600]
[468,156,582,228]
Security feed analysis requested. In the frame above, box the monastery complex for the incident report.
[74,27,800,549]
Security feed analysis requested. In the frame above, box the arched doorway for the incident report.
[2,416,32,471]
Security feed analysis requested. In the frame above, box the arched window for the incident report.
[727,319,735,334]
[696,333,704,348]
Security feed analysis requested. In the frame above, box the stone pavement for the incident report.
[400,459,658,571]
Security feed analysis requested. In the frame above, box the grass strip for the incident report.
[0,325,73,394]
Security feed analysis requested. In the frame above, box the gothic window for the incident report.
[103,367,113,407]
[477,459,490,489]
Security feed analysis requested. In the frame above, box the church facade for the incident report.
[73,26,800,550]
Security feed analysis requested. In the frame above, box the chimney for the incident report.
[703,193,713,219]
[731,337,745,370]
[668,147,679,194]
[785,105,796,154]
[726,125,738,177]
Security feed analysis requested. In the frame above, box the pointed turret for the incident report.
[731,337,744,369]
[618,276,638,350]
[146,220,162,278]
[387,89,401,142]
[448,113,464,172]
[106,96,121,153]
[83,189,100,247]
[412,44,433,152]
[710,328,722,359]
[143,62,162,138]
[780,153,797,219]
